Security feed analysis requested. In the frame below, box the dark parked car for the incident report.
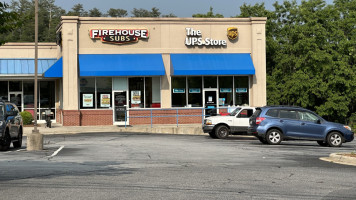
[248,106,354,147]
[0,101,23,151]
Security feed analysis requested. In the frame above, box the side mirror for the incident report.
[316,119,321,124]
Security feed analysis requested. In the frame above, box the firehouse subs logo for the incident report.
[90,29,149,44]
[227,27,238,40]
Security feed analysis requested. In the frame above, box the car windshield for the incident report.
[229,107,241,116]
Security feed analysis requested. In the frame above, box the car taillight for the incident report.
[256,117,265,125]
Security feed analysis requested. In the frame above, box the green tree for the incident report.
[2,0,64,42]
[131,7,161,17]
[67,3,88,16]
[0,1,21,45]
[161,13,177,17]
[107,8,127,17]
[89,7,102,17]
[192,7,223,18]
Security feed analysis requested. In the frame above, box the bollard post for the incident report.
[176,109,179,127]
[151,109,153,128]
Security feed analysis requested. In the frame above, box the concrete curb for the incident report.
[320,153,356,167]
[23,124,206,136]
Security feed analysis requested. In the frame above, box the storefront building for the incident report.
[0,17,267,126]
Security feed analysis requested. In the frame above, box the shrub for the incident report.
[350,113,356,131]
[20,111,33,125]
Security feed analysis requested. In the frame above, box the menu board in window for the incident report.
[83,94,93,107]
[100,94,111,107]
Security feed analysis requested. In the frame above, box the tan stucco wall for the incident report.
[63,17,267,108]
[0,43,57,58]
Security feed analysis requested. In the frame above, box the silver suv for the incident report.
[0,101,23,151]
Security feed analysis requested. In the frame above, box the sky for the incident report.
[3,0,333,17]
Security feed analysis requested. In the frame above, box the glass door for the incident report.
[9,92,22,111]
[203,89,218,117]
[113,91,128,125]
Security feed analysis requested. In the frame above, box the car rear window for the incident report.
[279,110,298,119]
[251,108,262,119]
[266,109,278,117]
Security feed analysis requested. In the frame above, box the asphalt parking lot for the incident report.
[1,132,356,200]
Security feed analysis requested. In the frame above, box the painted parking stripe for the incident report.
[48,146,65,158]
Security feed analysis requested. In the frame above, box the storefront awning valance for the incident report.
[79,54,165,76]
[0,58,56,75]
[44,57,63,78]
[171,53,255,75]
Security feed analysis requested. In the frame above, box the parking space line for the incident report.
[48,145,65,158]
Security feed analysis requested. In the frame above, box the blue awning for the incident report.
[44,57,63,78]
[171,54,255,75]
[79,54,165,76]
[0,58,56,75]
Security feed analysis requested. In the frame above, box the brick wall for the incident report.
[129,109,203,125]
[62,110,80,126]
[80,110,113,126]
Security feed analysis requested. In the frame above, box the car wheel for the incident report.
[208,132,217,139]
[13,128,23,148]
[215,125,229,139]
[317,141,328,147]
[326,132,343,147]
[257,136,268,144]
[266,129,283,145]
[0,130,11,151]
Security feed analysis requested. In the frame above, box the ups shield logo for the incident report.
[227,27,238,40]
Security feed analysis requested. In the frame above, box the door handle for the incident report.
[301,123,305,125]
[280,120,284,123]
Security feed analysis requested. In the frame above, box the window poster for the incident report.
[131,90,141,104]
[83,94,93,107]
[100,94,111,107]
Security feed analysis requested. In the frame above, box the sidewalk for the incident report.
[23,123,205,136]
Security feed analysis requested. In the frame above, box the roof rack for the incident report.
[265,105,305,109]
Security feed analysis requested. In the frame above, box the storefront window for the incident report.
[219,76,233,106]
[172,77,186,107]
[9,81,21,91]
[129,77,144,108]
[204,76,217,88]
[235,76,249,106]
[0,81,8,101]
[145,77,161,108]
[80,78,95,109]
[23,81,34,108]
[96,77,112,109]
[40,81,55,108]
[188,77,202,107]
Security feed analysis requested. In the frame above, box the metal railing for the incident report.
[123,107,235,128]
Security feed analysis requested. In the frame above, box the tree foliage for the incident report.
[107,8,128,17]
[131,7,161,17]
[192,7,223,18]
[0,1,21,45]
[239,0,356,124]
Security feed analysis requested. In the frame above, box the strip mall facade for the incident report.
[0,17,267,126]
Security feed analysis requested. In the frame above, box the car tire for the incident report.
[0,130,11,151]
[257,136,268,144]
[208,132,217,139]
[13,128,23,148]
[326,132,343,147]
[266,129,283,145]
[215,125,229,139]
[317,141,328,147]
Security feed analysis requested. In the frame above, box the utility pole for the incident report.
[27,0,43,151]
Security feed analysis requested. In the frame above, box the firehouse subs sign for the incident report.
[90,29,149,44]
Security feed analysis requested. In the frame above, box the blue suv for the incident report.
[248,106,354,147]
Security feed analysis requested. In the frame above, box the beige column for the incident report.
[250,17,267,107]
[161,53,171,108]
[61,16,79,110]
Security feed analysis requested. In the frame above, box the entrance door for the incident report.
[113,91,128,125]
[9,92,22,112]
[204,90,218,116]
